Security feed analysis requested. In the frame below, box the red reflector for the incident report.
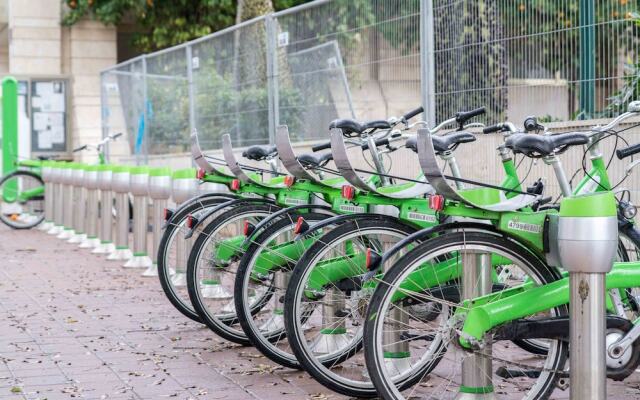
[294,216,305,235]
[366,248,381,270]
[429,194,445,211]
[186,215,194,229]
[284,176,296,187]
[243,220,250,236]
[231,179,240,191]
[341,185,355,200]
[196,168,206,180]
[163,208,171,221]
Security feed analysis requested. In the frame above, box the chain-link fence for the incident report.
[101,0,640,164]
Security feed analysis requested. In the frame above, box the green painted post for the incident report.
[579,0,595,118]
[2,76,18,201]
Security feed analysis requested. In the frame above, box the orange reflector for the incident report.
[231,179,241,191]
[284,176,296,187]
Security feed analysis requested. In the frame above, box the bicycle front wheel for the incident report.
[0,170,45,229]
[364,230,567,400]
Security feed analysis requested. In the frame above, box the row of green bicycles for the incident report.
[157,104,639,399]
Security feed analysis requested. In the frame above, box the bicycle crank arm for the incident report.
[608,319,640,360]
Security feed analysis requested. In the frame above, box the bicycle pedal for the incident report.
[496,366,540,379]
[335,308,351,318]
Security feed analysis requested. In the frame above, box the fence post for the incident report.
[186,44,196,147]
[100,72,110,162]
[141,57,149,165]
[579,0,595,118]
[265,14,278,146]
[420,0,436,126]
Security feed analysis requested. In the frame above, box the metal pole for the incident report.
[124,168,152,268]
[570,272,606,400]
[58,166,75,239]
[420,0,436,126]
[141,57,149,165]
[93,167,115,254]
[456,251,494,400]
[186,45,196,134]
[107,168,132,262]
[265,15,278,146]
[100,72,110,161]
[579,0,595,118]
[145,167,172,277]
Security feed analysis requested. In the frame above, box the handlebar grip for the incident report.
[455,107,486,124]
[361,137,390,151]
[112,132,123,139]
[523,116,539,132]
[617,143,640,160]
[72,145,87,153]
[312,141,331,152]
[402,106,424,122]
[482,124,503,134]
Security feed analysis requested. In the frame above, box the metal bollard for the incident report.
[455,252,494,400]
[557,192,618,400]
[39,161,55,231]
[143,167,172,277]
[57,163,76,240]
[79,165,100,248]
[47,162,65,235]
[108,165,133,261]
[123,166,152,268]
[68,164,86,244]
[92,165,115,254]
[169,168,198,287]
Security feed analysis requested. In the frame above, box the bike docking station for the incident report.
[39,161,55,231]
[169,168,199,287]
[145,167,172,277]
[124,166,152,269]
[557,192,618,400]
[108,165,132,262]
[57,163,75,240]
[80,165,101,248]
[68,164,86,244]
[48,162,65,235]
[93,165,115,254]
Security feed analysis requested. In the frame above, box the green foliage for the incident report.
[604,11,640,116]
[62,0,314,52]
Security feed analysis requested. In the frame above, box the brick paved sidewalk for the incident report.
[0,226,344,400]
[2,226,640,400]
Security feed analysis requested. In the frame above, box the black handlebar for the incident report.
[111,132,123,139]
[402,106,424,122]
[483,124,503,134]
[455,107,486,125]
[617,143,640,160]
[72,145,88,153]
[312,142,331,152]
[361,137,391,151]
